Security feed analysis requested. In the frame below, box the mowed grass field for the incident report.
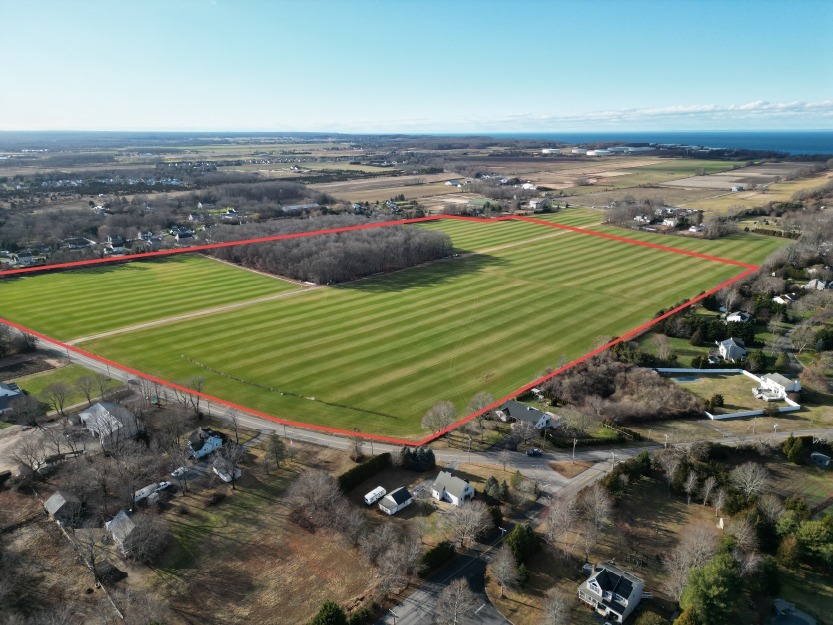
[0,255,301,339]
[74,221,757,437]
[0,218,781,438]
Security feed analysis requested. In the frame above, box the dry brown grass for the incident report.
[548,461,594,479]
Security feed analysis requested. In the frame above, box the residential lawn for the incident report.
[2,219,754,438]
[767,458,833,511]
[627,418,725,445]
[0,255,301,340]
[12,364,122,409]
[636,329,714,366]
[667,372,788,414]
[488,476,721,625]
[780,564,833,625]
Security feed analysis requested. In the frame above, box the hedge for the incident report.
[337,452,392,492]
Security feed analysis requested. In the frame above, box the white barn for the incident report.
[431,471,475,506]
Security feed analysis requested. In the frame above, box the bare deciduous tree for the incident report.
[489,544,520,598]
[542,590,572,625]
[348,429,364,462]
[76,375,96,406]
[442,499,491,548]
[435,578,478,625]
[684,470,698,505]
[545,493,578,557]
[663,523,718,601]
[42,381,72,421]
[701,475,717,506]
[730,462,770,497]
[655,449,683,497]
[422,401,457,433]
[791,323,816,354]
[728,516,758,553]
[714,488,728,517]
[265,431,288,472]
[580,484,612,534]
[758,493,785,524]
[124,515,169,564]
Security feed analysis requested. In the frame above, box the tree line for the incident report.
[210,215,452,284]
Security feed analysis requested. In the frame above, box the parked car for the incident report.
[155,481,172,492]
[526,448,542,457]
[171,467,188,478]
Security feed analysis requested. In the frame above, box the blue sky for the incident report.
[1,0,831,132]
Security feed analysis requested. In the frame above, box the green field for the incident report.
[0,255,301,339]
[0,219,780,438]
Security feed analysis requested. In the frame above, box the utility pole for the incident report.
[572,437,577,464]
[664,433,669,449]
[468,436,472,464]
[774,423,779,436]
[752,416,757,435]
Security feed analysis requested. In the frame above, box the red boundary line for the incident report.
[0,215,760,446]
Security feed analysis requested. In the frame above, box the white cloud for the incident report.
[320,100,833,133]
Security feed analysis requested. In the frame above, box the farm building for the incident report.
[717,337,747,362]
[528,198,550,210]
[79,403,141,449]
[577,562,644,624]
[495,400,556,429]
[44,490,82,525]
[378,487,412,515]
[586,149,611,156]
[571,148,588,155]
[188,427,226,459]
[0,382,24,416]
[431,471,475,506]
[805,279,829,291]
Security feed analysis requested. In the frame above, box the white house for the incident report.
[0,382,24,416]
[689,224,705,233]
[760,373,801,396]
[662,218,677,227]
[431,471,475,506]
[634,215,651,223]
[717,337,747,362]
[577,562,644,624]
[726,311,753,323]
[495,401,555,430]
[378,487,412,515]
[772,294,795,306]
[79,403,140,449]
[805,279,828,291]
[529,198,549,210]
[521,182,537,191]
[188,427,225,459]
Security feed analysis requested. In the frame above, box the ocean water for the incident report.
[484,131,833,155]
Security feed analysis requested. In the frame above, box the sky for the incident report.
[1,0,831,133]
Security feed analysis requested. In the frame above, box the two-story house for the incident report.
[578,562,644,623]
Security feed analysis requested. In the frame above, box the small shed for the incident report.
[378,487,412,516]
[106,510,137,554]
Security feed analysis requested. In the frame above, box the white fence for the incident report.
[651,368,802,421]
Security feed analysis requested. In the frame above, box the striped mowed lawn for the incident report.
[75,222,752,437]
[0,255,301,339]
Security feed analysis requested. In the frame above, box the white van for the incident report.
[364,486,386,505]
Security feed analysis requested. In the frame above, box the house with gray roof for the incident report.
[105,510,137,554]
[760,373,801,396]
[79,402,140,449]
[188,427,226,458]
[431,470,475,506]
[495,400,556,429]
[717,337,746,362]
[578,561,644,623]
[44,490,82,525]
[378,487,412,516]
[0,382,24,416]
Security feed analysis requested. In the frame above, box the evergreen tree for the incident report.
[689,327,705,347]
[680,553,740,625]
[311,601,348,625]
[775,351,791,372]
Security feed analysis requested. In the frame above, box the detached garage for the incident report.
[378,487,412,515]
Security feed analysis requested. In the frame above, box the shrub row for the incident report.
[337,452,392,492]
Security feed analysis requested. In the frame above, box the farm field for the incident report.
[59,220,750,438]
[0,255,302,339]
[681,171,833,212]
